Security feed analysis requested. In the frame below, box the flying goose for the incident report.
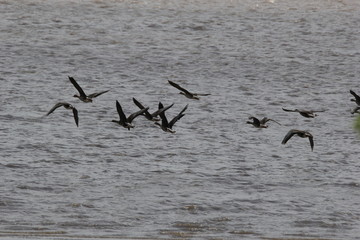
[155,102,188,133]
[132,97,174,121]
[168,80,210,100]
[246,116,281,128]
[69,76,109,102]
[281,129,314,151]
[282,108,324,118]
[46,102,79,127]
[112,100,149,130]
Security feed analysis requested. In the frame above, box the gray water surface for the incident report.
[1,0,360,239]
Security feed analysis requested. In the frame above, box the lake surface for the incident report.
[1,0,360,239]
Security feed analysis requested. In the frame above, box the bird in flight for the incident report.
[46,102,79,127]
[112,100,149,130]
[282,108,324,118]
[69,76,109,102]
[350,90,360,106]
[168,80,210,100]
[155,102,188,133]
[281,129,314,151]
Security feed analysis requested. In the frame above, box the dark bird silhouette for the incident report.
[282,108,324,118]
[132,97,174,121]
[168,80,210,100]
[69,76,109,102]
[155,102,188,133]
[350,90,360,105]
[281,129,314,151]
[351,106,360,114]
[112,100,149,130]
[46,102,79,127]
[246,116,281,128]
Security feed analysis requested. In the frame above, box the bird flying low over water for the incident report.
[112,100,149,130]
[132,97,174,121]
[155,102,188,133]
[282,108,325,118]
[69,76,109,102]
[46,102,79,127]
[246,116,281,128]
[281,129,314,151]
[168,80,210,100]
[350,90,360,106]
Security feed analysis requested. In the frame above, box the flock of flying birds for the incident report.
[46,77,360,151]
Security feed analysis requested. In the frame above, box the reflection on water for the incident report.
[1,0,360,239]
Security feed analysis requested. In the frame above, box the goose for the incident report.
[46,102,79,127]
[69,76,109,102]
[132,97,174,121]
[168,80,210,100]
[112,100,149,130]
[282,107,324,118]
[155,102,188,133]
[281,129,314,151]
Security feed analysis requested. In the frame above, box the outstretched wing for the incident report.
[350,90,360,102]
[194,93,211,96]
[151,103,174,117]
[158,102,169,127]
[46,102,67,115]
[88,90,109,98]
[261,117,281,125]
[116,100,127,125]
[72,107,79,127]
[248,116,260,126]
[308,135,314,151]
[282,108,296,112]
[132,97,153,119]
[168,104,188,128]
[281,129,299,145]
[69,76,87,97]
[127,107,149,123]
[168,80,192,95]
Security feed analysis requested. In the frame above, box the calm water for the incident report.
[1,0,360,239]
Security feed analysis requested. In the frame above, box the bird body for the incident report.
[69,76,109,102]
[168,80,210,100]
[112,100,149,130]
[282,129,314,151]
[46,102,79,127]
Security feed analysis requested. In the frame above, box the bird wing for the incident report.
[350,90,360,102]
[127,107,150,123]
[151,103,174,117]
[281,129,298,145]
[261,117,281,125]
[194,93,211,96]
[46,102,67,115]
[308,135,314,151]
[69,76,87,97]
[168,104,188,128]
[72,107,79,127]
[169,113,185,129]
[88,90,109,98]
[282,108,296,112]
[132,97,153,119]
[158,102,169,127]
[168,80,192,95]
[116,100,127,125]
